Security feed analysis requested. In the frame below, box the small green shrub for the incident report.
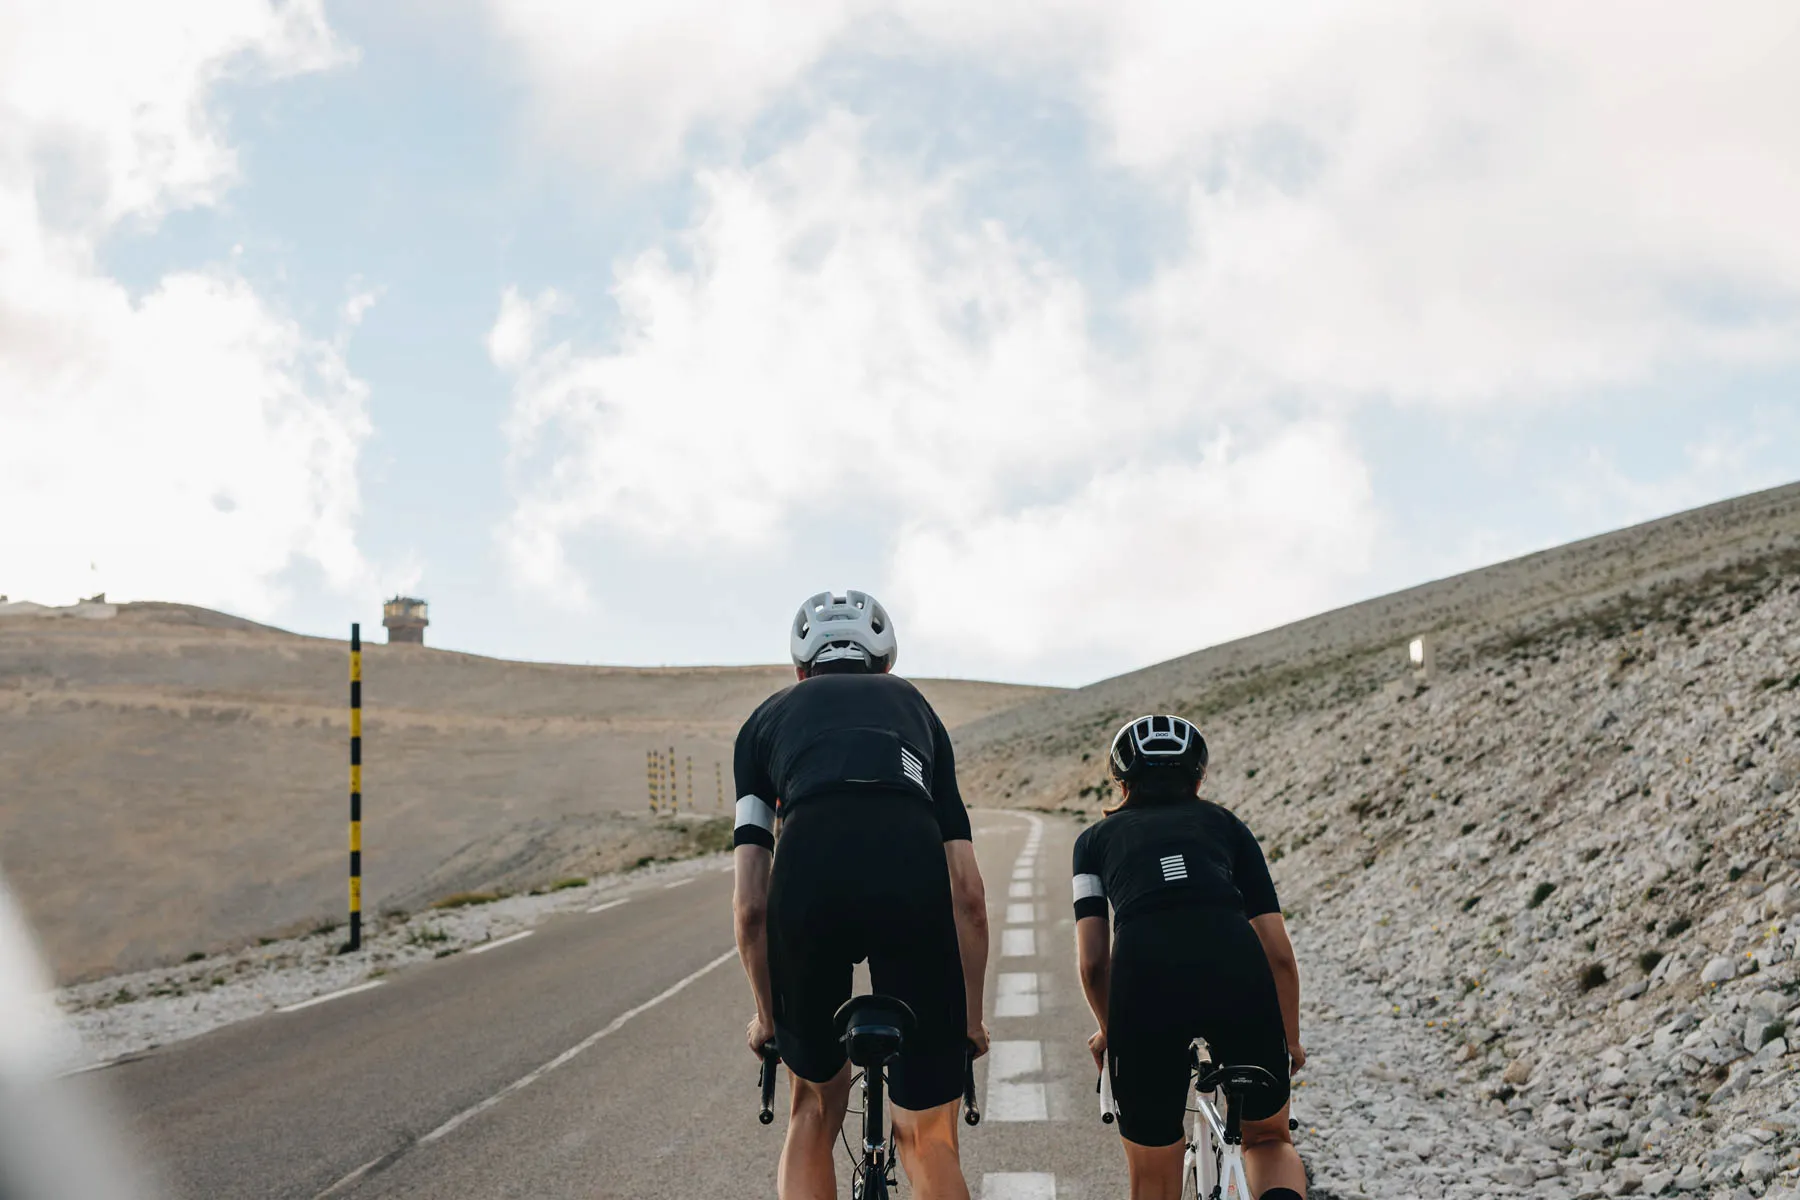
[1577,962,1608,992]
[433,891,504,910]
[1637,949,1664,974]
[184,951,206,963]
[1666,916,1692,937]
[1528,882,1557,909]
[1460,822,1478,836]
[549,877,588,892]
[1763,1020,1789,1046]
[1461,896,1481,912]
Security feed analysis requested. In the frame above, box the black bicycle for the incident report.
[757,995,980,1199]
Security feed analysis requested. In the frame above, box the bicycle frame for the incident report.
[1188,1082,1252,1200]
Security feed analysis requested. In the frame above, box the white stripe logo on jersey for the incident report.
[1159,854,1188,882]
[900,746,925,789]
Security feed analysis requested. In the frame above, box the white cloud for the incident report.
[485,286,562,372]
[487,0,1800,675]
[0,1,371,614]
[492,115,1377,673]
[890,423,1376,671]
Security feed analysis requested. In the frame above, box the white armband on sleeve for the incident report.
[735,794,776,834]
[1073,873,1104,902]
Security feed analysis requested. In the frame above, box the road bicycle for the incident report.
[757,994,980,1199]
[1099,1043,1291,1200]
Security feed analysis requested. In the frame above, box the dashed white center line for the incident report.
[587,898,629,914]
[1004,902,1035,925]
[1007,881,1033,899]
[982,1173,1057,1199]
[994,972,1039,1018]
[986,1040,1049,1121]
[1000,928,1036,957]
[1011,868,1033,881]
[664,878,694,889]
[277,980,384,1013]
[469,929,534,955]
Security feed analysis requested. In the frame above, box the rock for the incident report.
[1700,956,1736,984]
[1640,1168,1674,1194]
[1503,1056,1535,1085]
[1738,1147,1778,1182]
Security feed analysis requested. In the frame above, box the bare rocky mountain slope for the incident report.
[0,605,1051,981]
[960,480,1800,1199]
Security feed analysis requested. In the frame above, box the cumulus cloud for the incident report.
[486,0,1800,675]
[0,1,372,614]
[491,115,1372,670]
[890,424,1376,672]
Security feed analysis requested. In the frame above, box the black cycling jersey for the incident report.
[1070,800,1279,926]
[732,671,972,851]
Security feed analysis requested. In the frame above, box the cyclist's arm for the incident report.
[1075,915,1110,1028]
[733,844,776,1030]
[731,714,780,1038]
[1249,912,1301,1067]
[945,839,989,1054]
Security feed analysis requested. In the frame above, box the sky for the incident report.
[2,0,1798,686]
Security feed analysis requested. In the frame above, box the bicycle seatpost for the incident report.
[758,1043,779,1125]
[962,1048,981,1126]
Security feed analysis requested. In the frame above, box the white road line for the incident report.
[982,1173,1057,1199]
[987,1040,1049,1121]
[664,877,694,889]
[277,980,384,1013]
[417,948,736,1147]
[994,972,1039,1018]
[587,898,629,914]
[1010,868,1033,881]
[1001,929,1036,957]
[1007,881,1033,899]
[468,930,534,955]
[1004,902,1035,925]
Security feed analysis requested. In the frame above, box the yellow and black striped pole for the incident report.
[716,761,723,811]
[349,623,363,952]
[646,749,656,814]
[686,756,693,810]
[669,746,678,814]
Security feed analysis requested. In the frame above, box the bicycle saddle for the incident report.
[1195,1063,1281,1104]
[834,995,917,1067]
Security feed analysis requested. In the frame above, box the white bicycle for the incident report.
[1099,1043,1292,1200]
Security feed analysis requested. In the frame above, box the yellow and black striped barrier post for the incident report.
[715,762,723,811]
[348,623,363,952]
[668,746,678,813]
[686,756,693,810]
[646,749,656,814]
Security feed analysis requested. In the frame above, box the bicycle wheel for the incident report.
[852,1161,888,1199]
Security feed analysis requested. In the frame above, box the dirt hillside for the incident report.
[960,480,1800,1198]
[0,606,1052,982]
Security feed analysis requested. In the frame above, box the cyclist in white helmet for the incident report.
[732,591,990,1200]
[1074,715,1306,1200]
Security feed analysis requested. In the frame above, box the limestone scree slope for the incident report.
[959,481,1800,1199]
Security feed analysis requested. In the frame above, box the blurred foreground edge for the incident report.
[0,875,154,1200]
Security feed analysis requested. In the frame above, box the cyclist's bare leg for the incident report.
[1242,1103,1306,1197]
[890,1098,970,1200]
[1119,1136,1185,1200]
[780,1063,853,1200]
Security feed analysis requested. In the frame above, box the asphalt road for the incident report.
[111,812,1130,1198]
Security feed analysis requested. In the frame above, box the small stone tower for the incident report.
[382,596,429,645]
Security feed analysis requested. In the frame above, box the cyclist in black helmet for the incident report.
[732,590,990,1200]
[1073,715,1306,1200]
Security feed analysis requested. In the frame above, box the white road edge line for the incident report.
[417,948,736,1146]
[277,980,385,1014]
[982,1173,1057,1199]
[665,878,695,889]
[468,930,534,955]
[587,898,629,914]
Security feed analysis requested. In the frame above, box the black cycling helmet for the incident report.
[1108,714,1209,783]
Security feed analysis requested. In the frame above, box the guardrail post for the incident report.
[348,623,363,952]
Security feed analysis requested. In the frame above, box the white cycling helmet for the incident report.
[790,590,898,672]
